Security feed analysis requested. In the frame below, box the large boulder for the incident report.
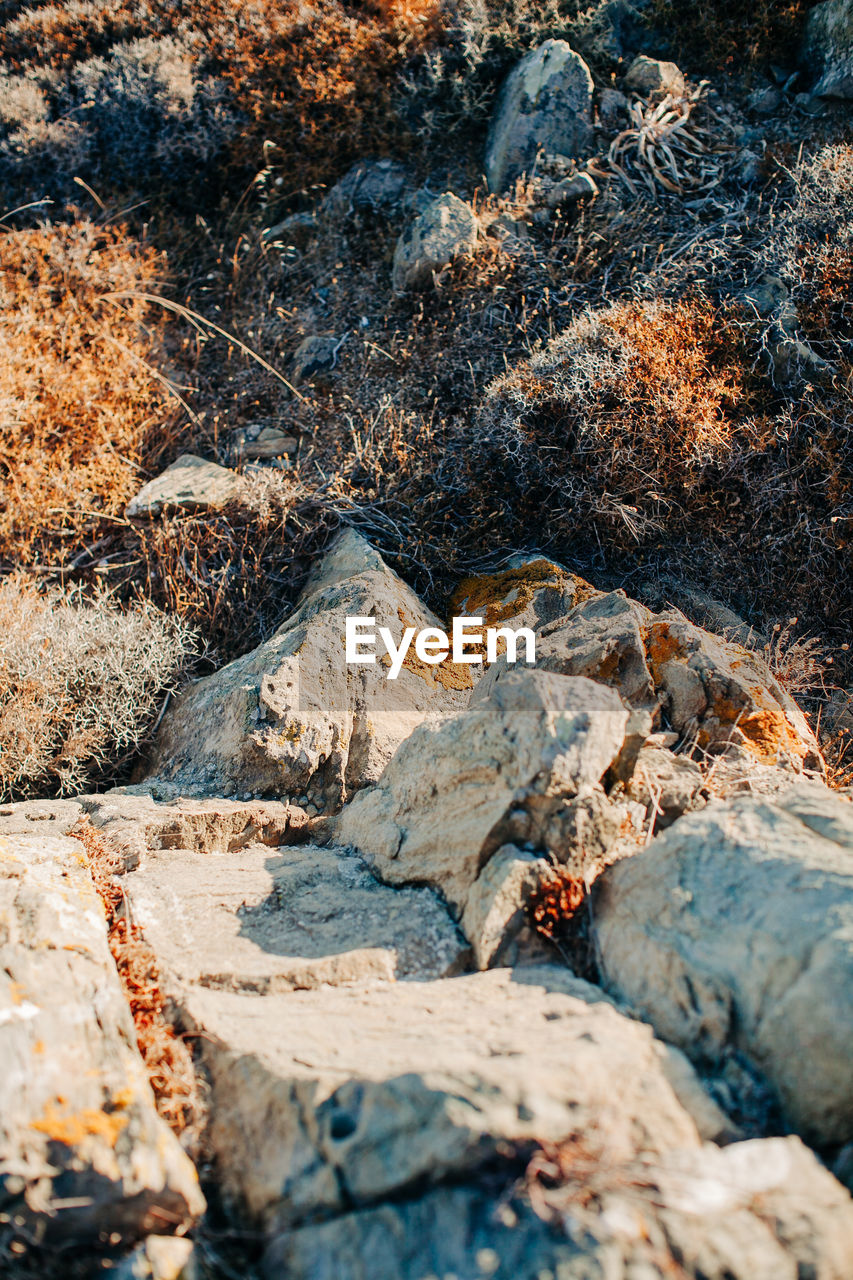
[0,833,204,1243]
[334,670,632,916]
[803,0,853,98]
[145,531,472,809]
[594,783,853,1147]
[485,40,594,192]
[391,192,479,291]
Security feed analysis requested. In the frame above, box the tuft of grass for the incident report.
[0,576,197,800]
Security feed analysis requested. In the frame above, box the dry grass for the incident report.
[71,819,204,1143]
[0,575,197,800]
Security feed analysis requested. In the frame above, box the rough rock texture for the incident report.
[269,1136,853,1280]
[460,844,553,969]
[126,453,242,518]
[145,531,472,807]
[486,40,594,192]
[391,192,479,291]
[624,54,686,97]
[335,670,630,916]
[124,843,467,991]
[447,556,592,635]
[325,158,411,215]
[165,966,730,1233]
[595,783,853,1147]
[0,832,205,1242]
[803,0,853,98]
[291,335,339,384]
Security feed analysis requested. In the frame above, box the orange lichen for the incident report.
[448,561,579,628]
[708,690,808,763]
[32,1100,129,1148]
[644,622,688,678]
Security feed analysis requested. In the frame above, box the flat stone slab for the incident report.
[124,844,467,993]
[0,833,204,1242]
[126,453,243,518]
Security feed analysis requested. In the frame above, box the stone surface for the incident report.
[234,424,298,461]
[145,531,472,807]
[391,192,479,291]
[167,966,729,1233]
[335,670,630,916]
[126,453,242,518]
[0,832,204,1242]
[325,158,411,215]
[447,557,592,636]
[595,783,853,1147]
[486,40,594,192]
[626,737,705,827]
[803,0,853,98]
[291,335,340,383]
[124,843,467,992]
[624,54,686,97]
[268,1135,853,1280]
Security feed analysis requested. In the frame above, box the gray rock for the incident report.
[123,843,467,992]
[234,424,298,461]
[0,833,204,1242]
[598,85,631,126]
[448,557,593,636]
[325,158,411,215]
[803,0,853,98]
[391,192,479,291]
[595,783,853,1147]
[291,335,340,383]
[485,41,594,192]
[624,54,686,97]
[460,844,553,969]
[146,531,472,807]
[126,453,243,518]
[626,739,705,827]
[335,670,630,916]
[268,1135,853,1280]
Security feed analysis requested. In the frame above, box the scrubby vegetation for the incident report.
[1,0,852,796]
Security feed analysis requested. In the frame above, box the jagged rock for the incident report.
[459,844,553,969]
[626,736,705,827]
[123,843,467,992]
[269,1135,853,1280]
[334,670,630,916]
[391,192,479,291]
[485,40,594,192]
[325,158,411,215]
[291,334,340,383]
[126,453,243,518]
[162,965,729,1233]
[145,531,472,808]
[624,54,686,97]
[0,833,204,1242]
[594,783,853,1147]
[802,0,853,98]
[448,557,592,636]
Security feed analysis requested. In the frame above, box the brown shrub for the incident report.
[0,219,184,567]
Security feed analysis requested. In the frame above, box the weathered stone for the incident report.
[167,966,729,1233]
[335,670,630,916]
[486,40,594,192]
[268,1135,853,1280]
[803,0,853,98]
[626,738,705,827]
[447,557,593,637]
[291,335,340,383]
[595,783,853,1147]
[146,531,472,807]
[325,158,411,215]
[391,192,479,291]
[234,424,298,461]
[126,453,242,518]
[0,833,204,1242]
[598,85,631,126]
[112,1236,196,1280]
[460,844,552,969]
[124,843,467,992]
[624,54,686,97]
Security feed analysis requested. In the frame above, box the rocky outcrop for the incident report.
[485,40,594,192]
[391,192,479,291]
[595,783,853,1147]
[0,832,204,1243]
[803,0,853,98]
[145,530,472,808]
[126,453,243,518]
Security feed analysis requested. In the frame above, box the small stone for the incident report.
[391,193,479,291]
[624,55,686,98]
[126,453,243,518]
[292,335,340,383]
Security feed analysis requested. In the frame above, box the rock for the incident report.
[485,40,594,192]
[291,335,340,383]
[146,531,472,808]
[770,334,834,384]
[626,738,705,827]
[391,192,479,291]
[234,424,297,461]
[335,670,630,916]
[269,1135,853,1280]
[325,158,411,215]
[750,85,784,114]
[624,54,686,97]
[123,843,467,992]
[126,453,242,518]
[448,557,593,637]
[594,783,853,1147]
[0,832,204,1242]
[598,85,631,127]
[459,844,553,969]
[569,0,650,67]
[112,1236,196,1280]
[262,210,317,248]
[802,0,853,98]
[160,965,729,1233]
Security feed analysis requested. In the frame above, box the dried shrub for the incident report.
[0,576,197,800]
[0,219,183,567]
[649,0,816,71]
[72,819,204,1142]
[527,870,596,978]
